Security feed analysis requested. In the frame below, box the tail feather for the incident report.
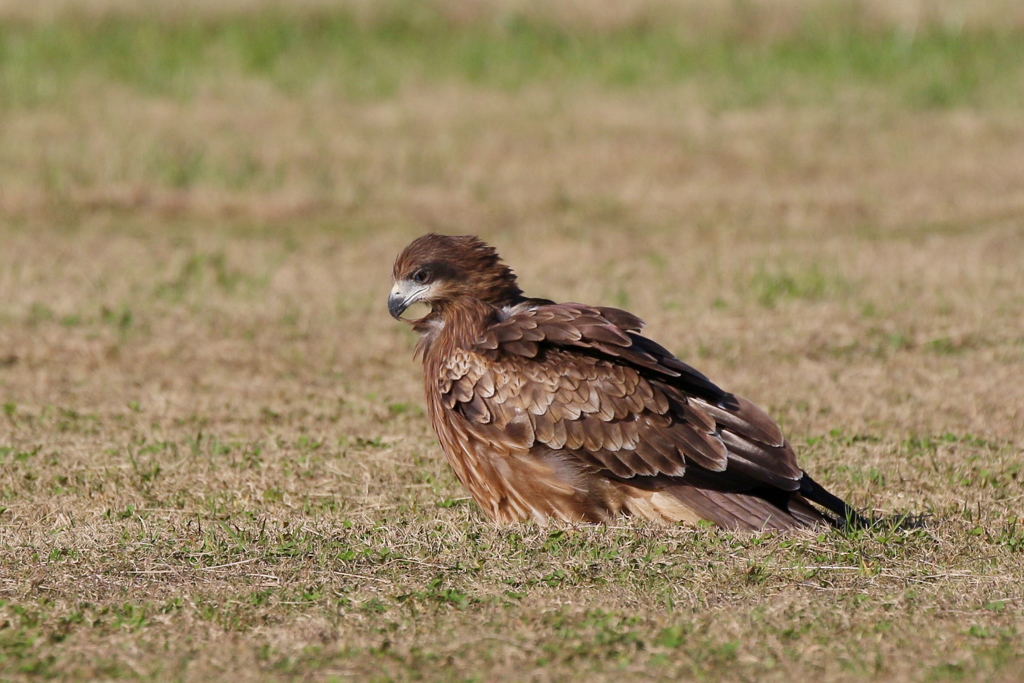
[620,472,865,531]
[798,472,868,528]
[660,483,828,530]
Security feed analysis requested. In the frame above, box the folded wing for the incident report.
[437,303,807,515]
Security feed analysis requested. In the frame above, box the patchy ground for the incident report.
[0,1,1023,681]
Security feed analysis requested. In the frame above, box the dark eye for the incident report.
[412,268,430,284]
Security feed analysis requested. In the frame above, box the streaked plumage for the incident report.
[389,234,863,530]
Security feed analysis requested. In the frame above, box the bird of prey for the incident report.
[388,233,864,530]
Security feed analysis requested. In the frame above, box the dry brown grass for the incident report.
[1,1,1023,681]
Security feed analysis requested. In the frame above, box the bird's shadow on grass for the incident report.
[839,510,932,535]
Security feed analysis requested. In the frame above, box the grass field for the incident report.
[1,1,1024,681]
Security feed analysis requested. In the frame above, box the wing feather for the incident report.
[693,396,785,447]
[502,340,539,357]
[593,306,645,332]
[462,391,491,424]
[633,439,678,476]
[564,417,586,450]
[719,431,801,490]
[439,302,802,496]
[475,371,496,398]
[548,415,568,449]
[533,409,556,443]
[590,449,640,479]
[536,324,582,343]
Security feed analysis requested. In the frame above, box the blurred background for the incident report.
[1,1,1023,680]
[2,0,1023,434]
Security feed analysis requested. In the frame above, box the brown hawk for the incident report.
[389,233,864,530]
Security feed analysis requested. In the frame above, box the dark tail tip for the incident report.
[798,472,870,529]
[798,473,930,532]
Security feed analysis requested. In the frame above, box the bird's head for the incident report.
[389,233,523,322]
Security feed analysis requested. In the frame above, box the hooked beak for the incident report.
[388,281,428,320]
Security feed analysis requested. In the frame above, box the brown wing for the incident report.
[448,302,803,496]
[475,302,729,405]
